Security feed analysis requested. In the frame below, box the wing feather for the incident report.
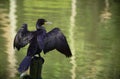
[14,24,35,50]
[43,28,72,57]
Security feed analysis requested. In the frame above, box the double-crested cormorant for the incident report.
[14,19,72,73]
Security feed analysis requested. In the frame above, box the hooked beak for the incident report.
[45,21,52,25]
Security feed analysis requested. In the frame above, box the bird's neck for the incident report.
[36,25,45,30]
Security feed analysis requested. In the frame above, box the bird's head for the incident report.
[36,18,52,29]
[37,19,46,26]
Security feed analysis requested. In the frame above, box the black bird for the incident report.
[14,19,72,73]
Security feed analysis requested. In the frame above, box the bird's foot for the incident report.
[20,72,27,78]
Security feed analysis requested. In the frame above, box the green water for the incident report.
[0,0,120,79]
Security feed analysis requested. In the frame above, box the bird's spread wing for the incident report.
[43,28,72,57]
[14,24,35,50]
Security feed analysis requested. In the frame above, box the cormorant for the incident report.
[14,19,72,73]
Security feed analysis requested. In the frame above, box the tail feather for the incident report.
[18,56,32,73]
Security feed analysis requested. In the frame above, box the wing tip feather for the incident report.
[66,53,72,58]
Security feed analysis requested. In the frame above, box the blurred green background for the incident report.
[0,0,120,79]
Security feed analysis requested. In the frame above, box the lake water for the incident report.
[0,0,120,79]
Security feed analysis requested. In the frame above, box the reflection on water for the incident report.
[100,0,112,23]
[69,0,77,79]
[8,0,17,78]
[0,0,120,79]
[0,0,17,78]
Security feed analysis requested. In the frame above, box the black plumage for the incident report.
[14,19,72,73]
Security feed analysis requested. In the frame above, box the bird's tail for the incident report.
[18,56,32,73]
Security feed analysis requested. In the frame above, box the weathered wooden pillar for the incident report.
[30,56,44,79]
[21,56,44,79]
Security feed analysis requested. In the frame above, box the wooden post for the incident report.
[21,56,44,79]
[30,56,44,79]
